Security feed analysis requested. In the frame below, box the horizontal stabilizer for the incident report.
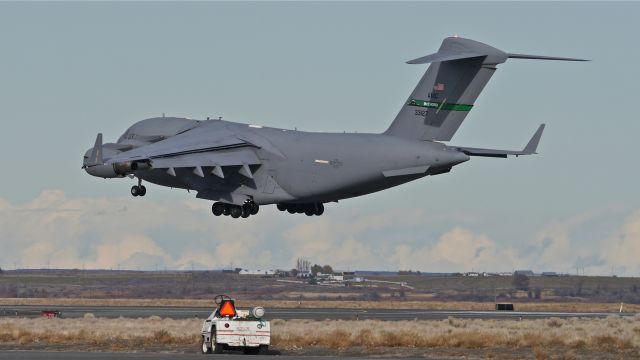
[406,52,485,64]
[453,124,545,158]
[507,53,589,62]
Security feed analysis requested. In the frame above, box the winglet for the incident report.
[522,124,545,155]
[87,133,104,165]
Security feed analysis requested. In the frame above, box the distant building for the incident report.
[515,270,535,276]
[239,269,275,275]
[541,272,558,277]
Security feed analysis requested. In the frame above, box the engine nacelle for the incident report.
[112,161,151,175]
[85,164,123,178]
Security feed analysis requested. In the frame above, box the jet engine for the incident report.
[82,145,124,178]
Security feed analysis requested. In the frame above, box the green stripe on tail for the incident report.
[408,99,473,111]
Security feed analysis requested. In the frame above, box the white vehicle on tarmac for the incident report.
[201,295,270,355]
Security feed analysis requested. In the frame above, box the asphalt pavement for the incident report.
[0,305,633,320]
[0,351,429,360]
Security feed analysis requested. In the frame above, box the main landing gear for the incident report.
[277,203,324,216]
[130,178,146,197]
[212,201,259,219]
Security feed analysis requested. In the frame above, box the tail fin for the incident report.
[385,37,586,142]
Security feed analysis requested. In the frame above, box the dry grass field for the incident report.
[2,297,639,313]
[0,315,638,358]
[2,270,639,306]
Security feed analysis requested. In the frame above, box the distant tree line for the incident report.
[310,264,333,275]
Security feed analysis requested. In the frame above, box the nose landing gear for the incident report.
[130,179,147,197]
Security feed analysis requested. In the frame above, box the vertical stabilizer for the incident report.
[385,37,508,141]
[385,37,586,142]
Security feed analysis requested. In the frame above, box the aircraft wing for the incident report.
[104,122,261,168]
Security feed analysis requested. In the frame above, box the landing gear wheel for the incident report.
[138,185,146,197]
[241,205,251,218]
[201,337,212,354]
[305,208,315,216]
[230,206,242,218]
[211,202,225,216]
[223,204,231,216]
[130,186,140,197]
[276,204,286,212]
[249,202,259,215]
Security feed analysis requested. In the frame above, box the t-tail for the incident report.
[384,37,587,144]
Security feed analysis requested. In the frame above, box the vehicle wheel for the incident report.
[315,203,324,216]
[212,202,225,216]
[212,341,223,354]
[258,345,269,355]
[138,185,147,196]
[201,337,212,354]
[230,206,242,218]
[130,186,139,197]
[223,204,231,216]
[243,347,259,355]
[276,203,286,211]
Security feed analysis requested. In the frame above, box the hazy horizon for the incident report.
[1,2,639,276]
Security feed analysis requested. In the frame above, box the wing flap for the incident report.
[150,149,261,169]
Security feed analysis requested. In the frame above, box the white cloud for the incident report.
[0,189,638,275]
[389,227,519,273]
[602,210,640,274]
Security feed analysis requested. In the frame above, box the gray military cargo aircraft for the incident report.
[83,37,586,218]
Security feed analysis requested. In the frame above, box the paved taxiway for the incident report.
[0,351,429,360]
[1,305,633,320]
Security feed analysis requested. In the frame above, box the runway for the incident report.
[0,305,633,320]
[0,351,429,360]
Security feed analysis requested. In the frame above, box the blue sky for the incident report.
[0,2,639,275]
